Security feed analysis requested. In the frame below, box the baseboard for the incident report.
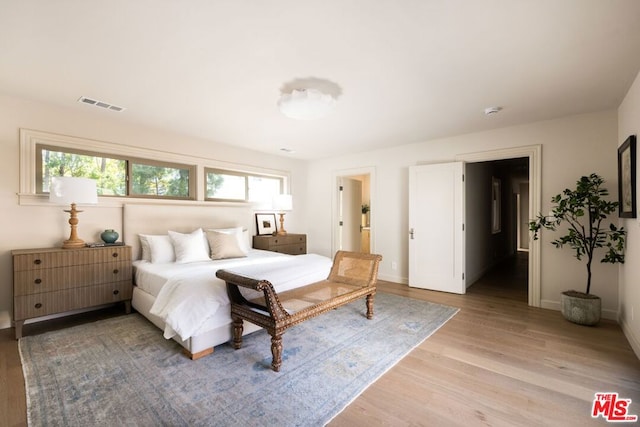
[620,318,640,360]
[541,299,618,321]
[378,273,407,285]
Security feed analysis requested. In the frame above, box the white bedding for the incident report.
[133,249,332,342]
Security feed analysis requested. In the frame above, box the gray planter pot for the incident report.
[560,291,601,326]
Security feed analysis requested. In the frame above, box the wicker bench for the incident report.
[216,250,382,371]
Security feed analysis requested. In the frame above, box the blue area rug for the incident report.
[20,292,458,426]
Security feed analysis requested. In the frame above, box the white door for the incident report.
[339,178,362,251]
[409,162,465,293]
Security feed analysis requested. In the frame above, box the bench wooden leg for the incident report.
[271,334,283,372]
[232,317,243,349]
[366,294,375,319]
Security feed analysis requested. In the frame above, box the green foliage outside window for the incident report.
[131,164,190,197]
[39,146,193,199]
[41,148,126,195]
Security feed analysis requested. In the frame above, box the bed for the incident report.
[122,202,332,359]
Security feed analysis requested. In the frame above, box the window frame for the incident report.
[19,129,290,207]
[204,167,284,203]
[36,144,197,200]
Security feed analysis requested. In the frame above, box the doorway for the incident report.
[464,157,529,302]
[332,167,375,255]
[456,145,541,307]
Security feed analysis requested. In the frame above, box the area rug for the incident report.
[20,292,458,426]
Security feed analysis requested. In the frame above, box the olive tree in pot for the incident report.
[529,173,626,325]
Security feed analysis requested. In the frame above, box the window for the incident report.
[206,168,283,204]
[20,129,290,206]
[37,144,195,199]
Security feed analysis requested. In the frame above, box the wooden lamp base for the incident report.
[62,203,86,249]
[277,213,288,236]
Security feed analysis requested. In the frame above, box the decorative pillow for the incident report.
[140,234,175,264]
[168,228,211,264]
[206,228,249,260]
[206,227,250,253]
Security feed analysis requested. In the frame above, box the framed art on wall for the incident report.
[491,177,501,234]
[256,213,277,235]
[617,135,637,218]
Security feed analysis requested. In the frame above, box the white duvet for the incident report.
[142,252,332,341]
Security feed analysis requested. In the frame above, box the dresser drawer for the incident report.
[13,246,131,271]
[271,235,305,246]
[14,261,132,296]
[252,234,307,255]
[269,243,306,255]
[14,280,133,320]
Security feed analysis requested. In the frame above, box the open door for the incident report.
[338,178,362,252]
[408,162,465,294]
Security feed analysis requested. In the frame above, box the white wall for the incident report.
[305,110,620,317]
[0,94,308,329]
[618,69,640,357]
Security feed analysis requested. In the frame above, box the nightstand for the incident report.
[12,245,133,339]
[252,234,307,255]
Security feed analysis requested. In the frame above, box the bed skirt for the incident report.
[131,286,261,358]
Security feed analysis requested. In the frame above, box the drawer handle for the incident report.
[274,239,279,244]
[113,269,119,274]
[113,290,119,295]
[34,303,42,309]
[34,259,42,265]
[34,278,42,284]
[112,252,119,258]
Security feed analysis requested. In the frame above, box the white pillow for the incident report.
[206,228,249,260]
[141,234,175,264]
[168,228,211,264]
[139,234,152,261]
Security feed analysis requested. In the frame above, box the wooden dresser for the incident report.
[12,245,133,339]
[252,234,306,255]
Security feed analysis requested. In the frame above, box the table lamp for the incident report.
[272,194,292,236]
[49,177,98,249]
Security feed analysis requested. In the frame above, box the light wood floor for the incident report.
[2,254,639,427]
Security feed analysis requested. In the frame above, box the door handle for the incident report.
[409,228,415,239]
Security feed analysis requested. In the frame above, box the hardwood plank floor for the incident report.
[331,254,640,426]
[1,254,639,426]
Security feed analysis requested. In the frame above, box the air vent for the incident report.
[78,96,126,112]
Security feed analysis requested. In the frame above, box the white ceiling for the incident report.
[2,1,640,160]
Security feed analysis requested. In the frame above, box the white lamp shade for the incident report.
[272,194,293,211]
[49,177,98,205]
[278,89,335,120]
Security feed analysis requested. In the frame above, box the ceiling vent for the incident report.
[77,96,126,112]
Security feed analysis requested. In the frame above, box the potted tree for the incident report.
[529,173,626,325]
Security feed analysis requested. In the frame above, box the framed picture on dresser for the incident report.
[255,213,277,235]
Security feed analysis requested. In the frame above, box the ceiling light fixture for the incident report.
[278,88,335,120]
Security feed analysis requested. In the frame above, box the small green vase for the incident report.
[100,229,119,244]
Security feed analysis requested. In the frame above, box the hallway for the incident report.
[467,251,529,302]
